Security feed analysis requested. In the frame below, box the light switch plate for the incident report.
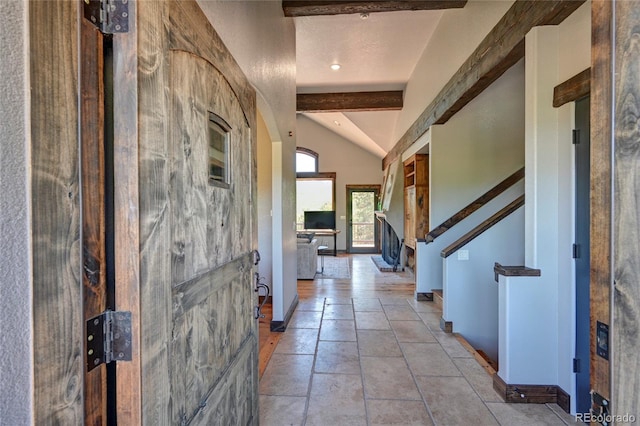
[457,250,469,261]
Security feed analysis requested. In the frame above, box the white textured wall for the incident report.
[0,1,32,424]
[415,60,525,295]
[257,111,273,289]
[504,1,590,403]
[296,115,384,251]
[444,207,524,361]
[394,0,514,143]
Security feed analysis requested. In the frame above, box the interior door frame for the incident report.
[574,96,590,414]
[346,185,381,254]
[80,5,142,423]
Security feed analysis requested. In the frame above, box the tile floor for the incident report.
[259,294,579,425]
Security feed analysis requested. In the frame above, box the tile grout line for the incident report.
[301,297,326,426]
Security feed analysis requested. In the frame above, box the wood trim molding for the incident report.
[283,1,467,17]
[297,91,403,112]
[441,195,525,258]
[553,68,591,107]
[440,317,453,333]
[382,0,586,170]
[270,294,299,332]
[426,167,524,243]
[493,262,541,282]
[493,375,570,410]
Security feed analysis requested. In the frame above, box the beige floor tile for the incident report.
[352,298,383,312]
[417,311,443,331]
[547,403,583,424]
[315,341,360,374]
[355,311,391,330]
[391,320,437,343]
[379,296,412,305]
[432,330,474,358]
[305,373,366,426]
[361,357,421,400]
[383,304,421,321]
[319,319,357,341]
[486,402,568,425]
[323,303,354,320]
[416,376,499,425]
[366,399,434,426]
[259,395,307,426]
[274,328,319,355]
[406,299,442,313]
[259,354,314,396]
[289,310,322,329]
[325,297,353,305]
[453,357,503,402]
[357,330,402,357]
[296,298,325,312]
[401,342,461,377]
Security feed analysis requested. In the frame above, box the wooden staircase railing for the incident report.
[441,195,525,258]
[425,167,524,243]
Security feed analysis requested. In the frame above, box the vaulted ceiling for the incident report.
[287,1,466,158]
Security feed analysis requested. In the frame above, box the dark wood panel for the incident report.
[590,0,612,403]
[383,0,586,170]
[30,1,83,423]
[426,167,524,243]
[493,263,541,281]
[613,1,640,417]
[441,195,524,258]
[112,0,142,421]
[553,68,591,108]
[80,17,107,425]
[283,1,467,17]
[297,91,403,112]
[493,374,560,404]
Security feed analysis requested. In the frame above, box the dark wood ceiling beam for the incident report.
[297,91,403,112]
[283,1,467,17]
[553,67,590,108]
[382,0,586,170]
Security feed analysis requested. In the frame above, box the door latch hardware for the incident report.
[86,310,132,371]
[84,0,129,34]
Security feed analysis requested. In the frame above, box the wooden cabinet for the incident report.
[403,154,429,249]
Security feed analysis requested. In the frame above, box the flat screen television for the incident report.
[304,210,336,230]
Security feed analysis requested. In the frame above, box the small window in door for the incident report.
[208,112,232,188]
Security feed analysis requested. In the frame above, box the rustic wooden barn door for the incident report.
[135,2,259,423]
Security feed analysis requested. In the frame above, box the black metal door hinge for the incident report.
[573,358,580,373]
[84,0,129,34]
[573,129,580,145]
[86,310,132,371]
[573,243,580,259]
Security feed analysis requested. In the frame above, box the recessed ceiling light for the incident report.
[333,120,341,126]
[360,13,369,20]
[330,63,341,71]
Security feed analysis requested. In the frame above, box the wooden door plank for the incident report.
[613,1,640,417]
[383,0,586,170]
[30,1,84,423]
[112,0,142,423]
[590,0,612,403]
[283,1,467,17]
[80,17,108,425]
